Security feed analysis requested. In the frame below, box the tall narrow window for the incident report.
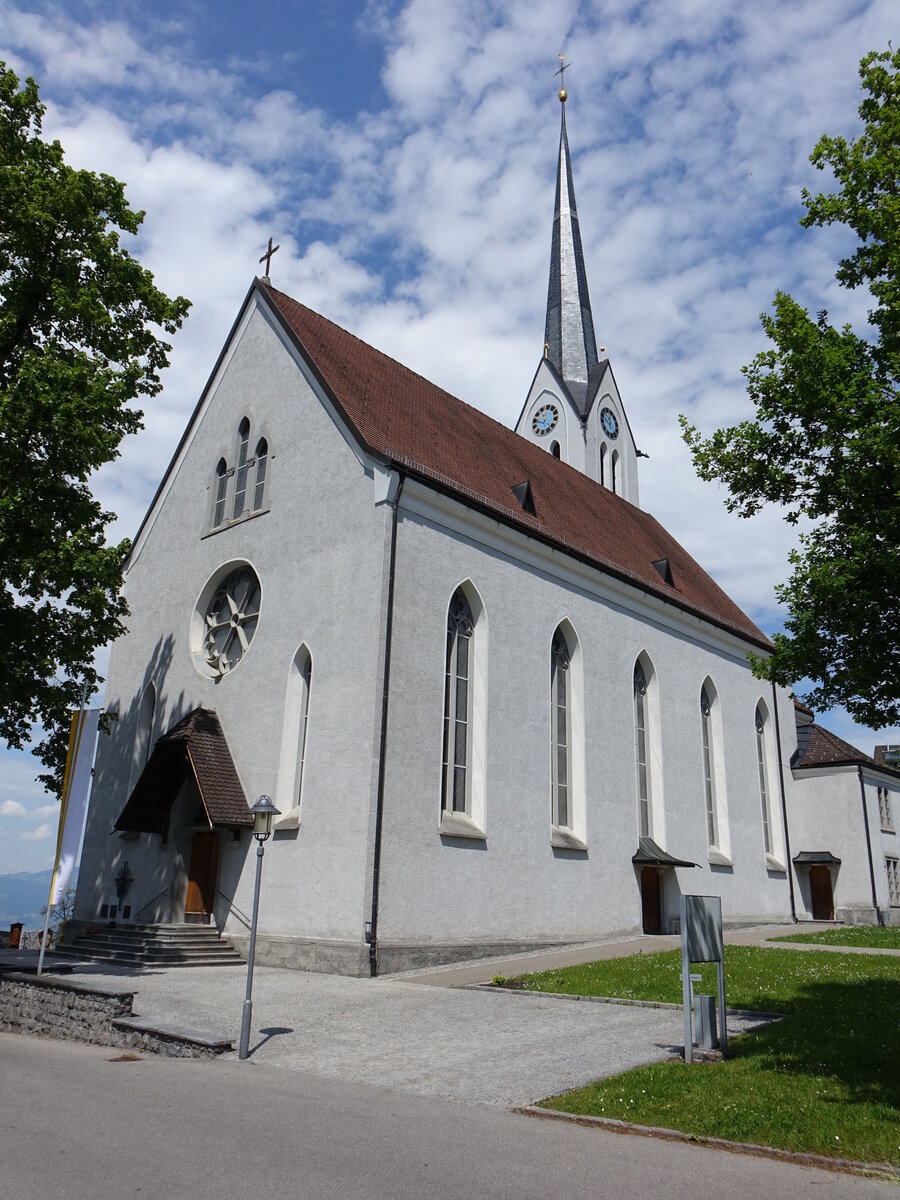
[442,589,474,814]
[213,458,228,527]
[274,646,313,825]
[611,450,619,495]
[701,685,718,847]
[551,628,571,829]
[253,438,268,510]
[599,443,606,486]
[755,706,772,854]
[550,440,560,459]
[233,418,251,519]
[295,653,311,806]
[634,662,651,837]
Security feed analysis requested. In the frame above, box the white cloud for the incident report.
[22,823,53,842]
[1,0,895,764]
[0,799,27,817]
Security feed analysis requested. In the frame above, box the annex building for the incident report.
[74,91,898,974]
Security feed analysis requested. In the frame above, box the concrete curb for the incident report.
[514,1105,900,1181]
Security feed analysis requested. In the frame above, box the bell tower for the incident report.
[515,65,641,507]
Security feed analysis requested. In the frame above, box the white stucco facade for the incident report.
[75,283,804,975]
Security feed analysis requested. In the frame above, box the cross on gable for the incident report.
[259,236,280,278]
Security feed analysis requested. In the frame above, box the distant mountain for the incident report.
[0,869,55,929]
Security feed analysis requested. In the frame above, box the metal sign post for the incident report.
[679,894,728,1063]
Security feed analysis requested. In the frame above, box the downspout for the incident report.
[368,472,404,977]
[857,765,882,924]
[771,682,797,922]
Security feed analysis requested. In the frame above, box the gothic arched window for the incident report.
[253,438,268,510]
[233,418,251,519]
[755,704,772,855]
[550,628,571,830]
[442,589,475,815]
[634,661,651,837]
[701,684,718,847]
[212,458,228,527]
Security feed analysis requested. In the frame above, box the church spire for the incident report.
[543,80,599,414]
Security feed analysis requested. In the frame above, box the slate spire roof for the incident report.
[543,97,599,415]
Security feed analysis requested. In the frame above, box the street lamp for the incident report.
[238,794,280,1060]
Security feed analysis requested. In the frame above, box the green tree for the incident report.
[0,65,190,793]
[681,47,900,729]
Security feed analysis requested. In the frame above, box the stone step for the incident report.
[64,939,243,959]
[53,923,245,969]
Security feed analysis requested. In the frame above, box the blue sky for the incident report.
[1,0,898,871]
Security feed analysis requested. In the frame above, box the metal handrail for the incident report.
[133,888,168,922]
[217,889,252,930]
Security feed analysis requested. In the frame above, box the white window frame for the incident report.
[275,646,313,829]
[886,856,900,907]
[439,585,487,840]
[700,680,731,864]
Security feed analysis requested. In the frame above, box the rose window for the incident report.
[202,566,261,676]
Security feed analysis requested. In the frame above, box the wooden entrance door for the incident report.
[641,867,662,934]
[186,831,220,922]
[809,866,834,920]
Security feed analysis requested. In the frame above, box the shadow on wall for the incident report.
[78,633,194,923]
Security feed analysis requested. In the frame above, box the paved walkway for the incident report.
[3,924,819,1107]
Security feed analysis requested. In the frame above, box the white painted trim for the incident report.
[397,478,765,664]
[440,810,486,841]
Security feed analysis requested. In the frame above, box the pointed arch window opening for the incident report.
[611,450,619,495]
[634,662,651,838]
[442,590,474,815]
[551,629,571,830]
[599,443,606,487]
[233,418,251,519]
[756,708,772,855]
[253,438,268,511]
[295,654,312,809]
[701,687,718,848]
[212,458,229,528]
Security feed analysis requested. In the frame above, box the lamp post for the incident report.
[238,794,280,1060]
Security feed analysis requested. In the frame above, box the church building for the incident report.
[75,87,813,975]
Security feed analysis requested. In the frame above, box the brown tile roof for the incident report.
[115,708,251,833]
[793,723,900,779]
[262,283,771,649]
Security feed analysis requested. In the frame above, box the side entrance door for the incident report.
[185,830,220,923]
[809,865,834,920]
[641,866,662,934]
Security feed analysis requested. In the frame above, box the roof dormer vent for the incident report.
[651,557,673,586]
[511,480,537,516]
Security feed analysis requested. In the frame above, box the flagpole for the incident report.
[38,681,89,976]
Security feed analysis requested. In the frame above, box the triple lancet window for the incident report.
[209,418,270,530]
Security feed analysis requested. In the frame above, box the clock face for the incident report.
[532,404,559,436]
[600,406,619,439]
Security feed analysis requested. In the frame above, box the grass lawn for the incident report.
[771,925,900,950]
[511,947,900,1166]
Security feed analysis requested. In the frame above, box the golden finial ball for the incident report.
[558,88,567,102]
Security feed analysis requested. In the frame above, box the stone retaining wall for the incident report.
[0,973,229,1057]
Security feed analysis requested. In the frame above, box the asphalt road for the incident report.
[2,1034,893,1200]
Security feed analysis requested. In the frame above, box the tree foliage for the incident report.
[0,65,190,792]
[681,47,900,728]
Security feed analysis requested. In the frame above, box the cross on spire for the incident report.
[258,236,280,278]
[555,53,571,101]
